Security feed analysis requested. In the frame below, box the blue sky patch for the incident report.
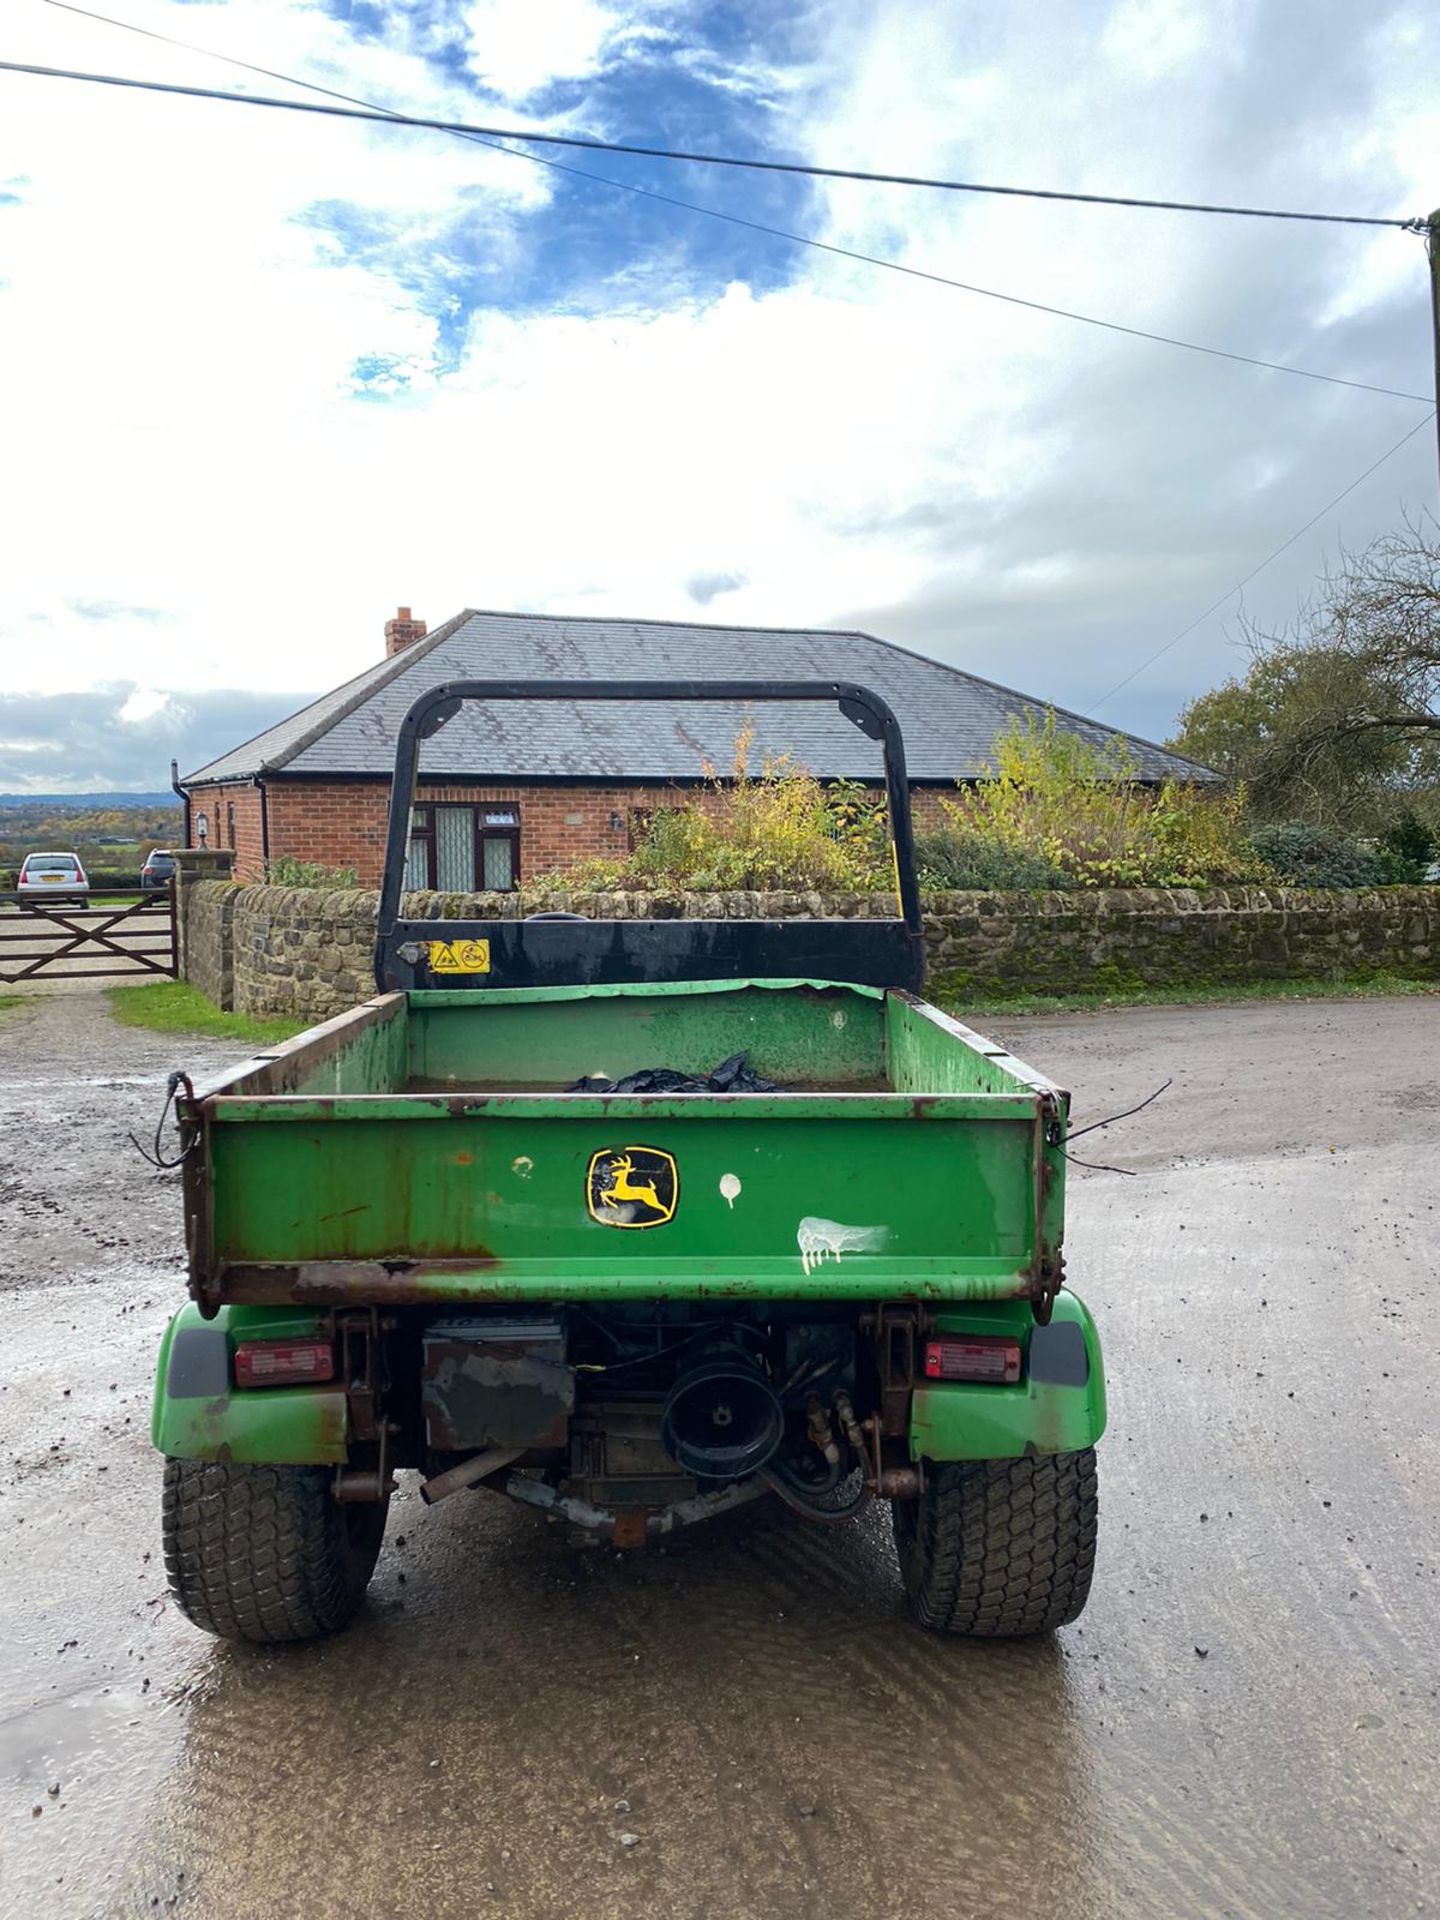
[313,0,392,37]
[298,1,818,384]
[348,351,423,398]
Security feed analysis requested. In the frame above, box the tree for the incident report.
[1170,520,1440,831]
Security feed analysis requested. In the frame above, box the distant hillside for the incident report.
[0,793,184,871]
[0,792,180,809]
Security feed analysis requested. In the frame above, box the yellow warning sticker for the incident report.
[427,939,491,975]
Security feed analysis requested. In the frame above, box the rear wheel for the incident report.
[162,1460,387,1645]
[893,1449,1098,1637]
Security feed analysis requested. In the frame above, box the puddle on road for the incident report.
[1,1679,176,1790]
[0,1678,194,1912]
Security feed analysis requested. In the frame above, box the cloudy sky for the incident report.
[0,0,1436,792]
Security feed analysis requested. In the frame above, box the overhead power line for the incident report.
[22,9,1434,407]
[1088,409,1437,712]
[1,54,1428,232]
[26,3,1440,720]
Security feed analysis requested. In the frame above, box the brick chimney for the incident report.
[384,605,427,657]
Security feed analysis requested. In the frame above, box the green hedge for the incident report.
[1248,824,1386,889]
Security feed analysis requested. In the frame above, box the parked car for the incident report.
[141,849,178,893]
[17,851,89,907]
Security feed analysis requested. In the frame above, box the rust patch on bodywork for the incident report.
[1029,1091,1064,1323]
[158,1386,349,1465]
[219,1257,501,1306]
[193,995,403,1100]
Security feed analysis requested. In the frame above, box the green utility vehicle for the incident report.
[154,680,1104,1644]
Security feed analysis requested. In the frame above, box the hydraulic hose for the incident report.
[760,1459,871,1526]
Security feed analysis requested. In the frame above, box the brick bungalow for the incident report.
[179,607,1208,887]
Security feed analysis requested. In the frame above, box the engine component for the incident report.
[832,1387,867,1461]
[568,1397,695,1510]
[421,1316,573,1451]
[782,1321,855,1402]
[760,1456,871,1525]
[805,1391,841,1467]
[659,1345,784,1481]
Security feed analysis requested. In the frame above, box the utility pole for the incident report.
[1429,208,1440,489]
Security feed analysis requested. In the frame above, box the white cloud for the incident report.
[460,0,668,103]
[0,0,1436,772]
[118,688,172,724]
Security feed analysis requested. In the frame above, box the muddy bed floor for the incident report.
[403,1075,894,1093]
[1,987,1436,1920]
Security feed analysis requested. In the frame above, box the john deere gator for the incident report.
[154,680,1105,1643]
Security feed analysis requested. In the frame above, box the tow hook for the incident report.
[333,1419,399,1502]
[832,1387,920,1499]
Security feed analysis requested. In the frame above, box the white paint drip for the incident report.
[797,1217,888,1275]
[719,1173,742,1209]
[511,1156,534,1180]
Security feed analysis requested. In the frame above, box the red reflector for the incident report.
[234,1339,335,1388]
[923,1336,1022,1384]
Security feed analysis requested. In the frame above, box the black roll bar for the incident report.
[374,680,925,994]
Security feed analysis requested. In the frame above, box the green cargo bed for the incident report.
[185,979,1068,1314]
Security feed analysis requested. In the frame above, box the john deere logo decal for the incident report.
[587,1146,679,1229]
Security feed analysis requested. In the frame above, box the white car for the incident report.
[17,851,90,908]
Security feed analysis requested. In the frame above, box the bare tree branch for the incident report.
[1171,514,1440,831]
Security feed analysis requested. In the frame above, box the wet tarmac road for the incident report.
[1,988,1436,1918]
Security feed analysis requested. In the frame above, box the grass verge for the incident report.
[107,982,309,1044]
[949,973,1440,1019]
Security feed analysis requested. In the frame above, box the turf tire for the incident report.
[162,1460,387,1645]
[893,1449,1098,1637]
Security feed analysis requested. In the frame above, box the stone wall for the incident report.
[173,852,236,1009]
[922,885,1438,999]
[179,879,1440,1020]
[231,883,380,1019]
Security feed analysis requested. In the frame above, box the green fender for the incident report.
[909,1290,1106,1463]
[151,1304,349,1465]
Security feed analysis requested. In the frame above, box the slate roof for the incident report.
[183,610,1211,786]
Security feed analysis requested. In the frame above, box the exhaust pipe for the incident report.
[420,1446,524,1505]
[660,1346,784,1482]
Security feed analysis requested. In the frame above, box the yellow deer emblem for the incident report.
[600,1153,663,1211]
[587,1146,679,1228]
